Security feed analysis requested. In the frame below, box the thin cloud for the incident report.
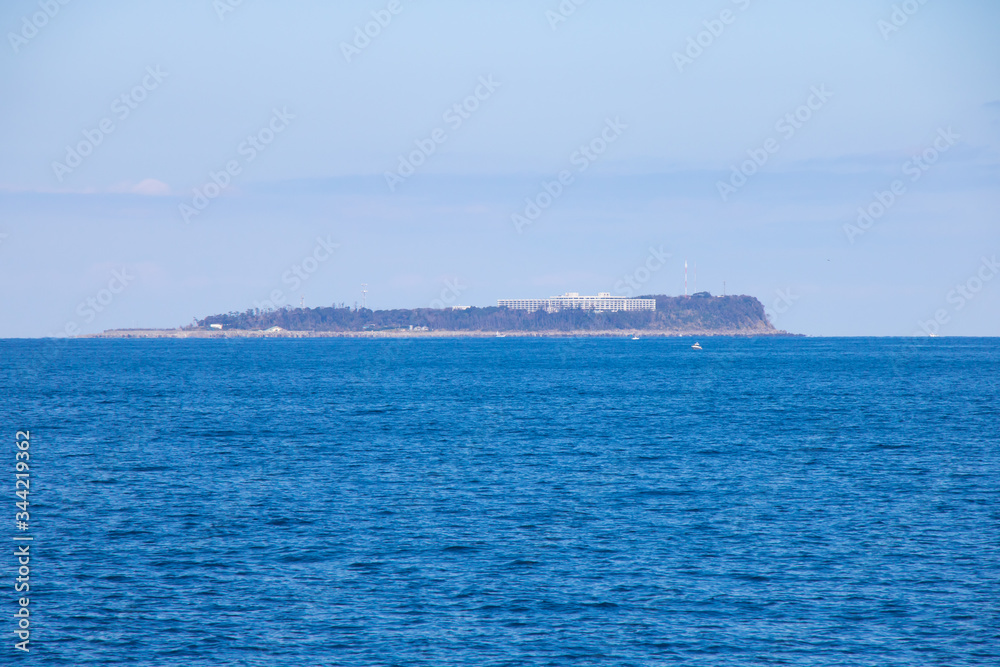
[0,180,172,196]
[110,179,172,196]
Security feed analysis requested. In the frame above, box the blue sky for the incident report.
[1,0,998,336]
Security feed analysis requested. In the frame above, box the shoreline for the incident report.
[85,328,793,339]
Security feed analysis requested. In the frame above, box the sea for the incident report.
[2,337,998,666]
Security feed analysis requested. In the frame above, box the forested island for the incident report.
[177,293,785,336]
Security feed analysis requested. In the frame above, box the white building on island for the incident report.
[498,292,655,313]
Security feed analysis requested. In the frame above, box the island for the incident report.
[89,293,793,338]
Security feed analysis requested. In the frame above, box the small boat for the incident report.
[691,342,702,350]
[631,335,640,340]
[495,331,506,338]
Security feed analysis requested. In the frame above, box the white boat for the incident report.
[631,335,640,340]
[691,342,702,350]
[495,331,506,338]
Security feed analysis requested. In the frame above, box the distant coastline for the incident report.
[88,293,795,338]
[87,328,795,339]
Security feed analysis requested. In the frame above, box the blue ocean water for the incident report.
[2,337,998,666]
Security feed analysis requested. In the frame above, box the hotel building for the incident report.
[498,292,656,313]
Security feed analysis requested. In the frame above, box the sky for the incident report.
[1,0,998,337]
